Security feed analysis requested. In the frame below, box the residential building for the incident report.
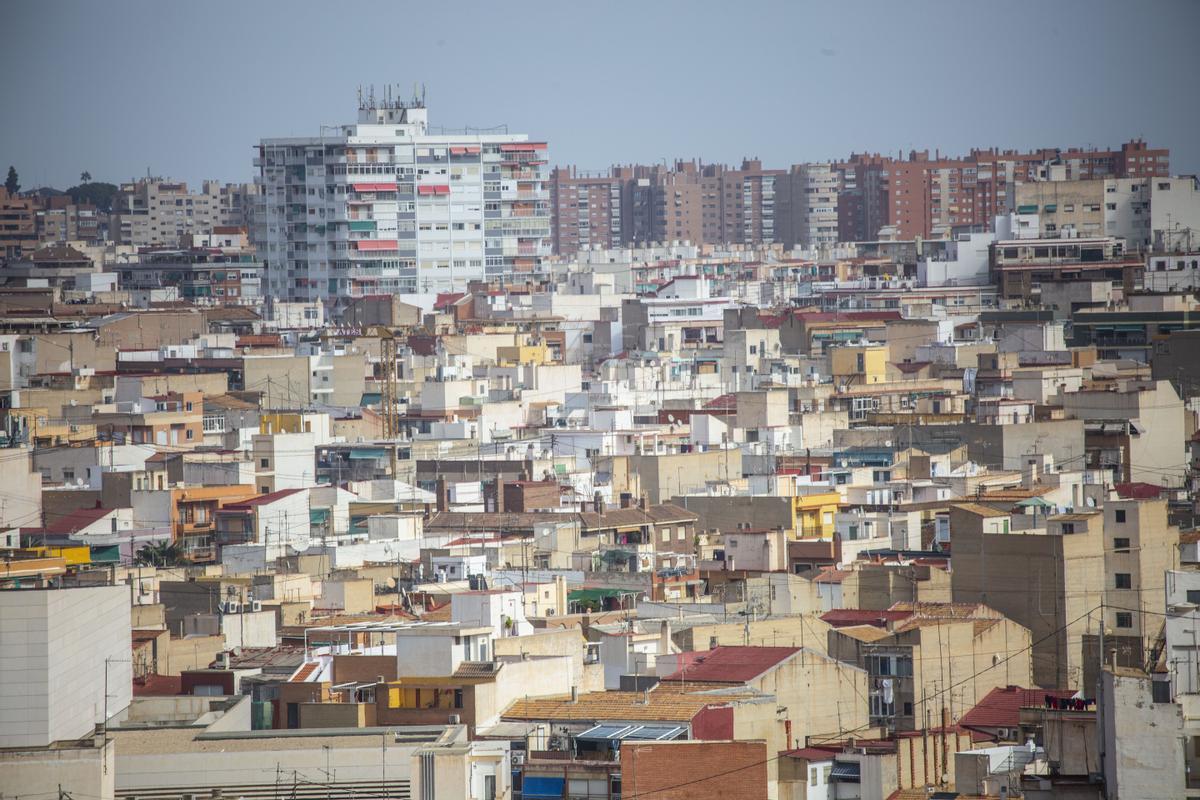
[256,95,551,302]
[110,179,257,247]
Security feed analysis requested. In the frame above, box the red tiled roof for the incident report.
[132,674,183,696]
[290,662,320,683]
[703,393,737,411]
[1114,482,1167,500]
[958,686,1077,731]
[434,292,466,310]
[820,609,911,628]
[813,567,849,584]
[29,506,115,535]
[220,487,306,510]
[660,645,799,683]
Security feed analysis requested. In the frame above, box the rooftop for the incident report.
[661,645,800,683]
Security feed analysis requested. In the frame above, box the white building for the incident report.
[256,95,551,303]
[0,586,132,747]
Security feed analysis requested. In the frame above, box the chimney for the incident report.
[594,491,605,516]
[496,479,506,513]
[659,619,671,654]
[569,686,578,703]
[620,492,633,509]
[638,493,648,511]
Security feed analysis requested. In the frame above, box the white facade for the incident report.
[1150,176,1200,252]
[0,586,132,747]
[1145,251,1200,292]
[257,98,551,303]
[451,590,533,639]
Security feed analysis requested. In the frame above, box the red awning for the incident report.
[351,182,396,192]
[499,143,547,152]
[417,185,451,195]
[355,240,399,251]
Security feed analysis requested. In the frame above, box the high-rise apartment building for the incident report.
[111,179,257,247]
[256,96,551,302]
[549,168,623,254]
[777,163,841,248]
[835,140,1169,241]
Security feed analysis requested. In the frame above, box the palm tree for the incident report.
[80,171,92,184]
[134,540,185,566]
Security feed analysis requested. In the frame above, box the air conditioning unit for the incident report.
[251,600,263,612]
[447,714,461,725]
[510,752,526,766]
[222,601,241,614]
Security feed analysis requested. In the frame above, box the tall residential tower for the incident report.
[256,94,550,303]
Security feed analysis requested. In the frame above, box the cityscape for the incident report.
[2,2,1200,799]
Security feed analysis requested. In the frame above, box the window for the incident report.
[1115,509,1126,524]
[1187,590,1200,605]
[661,528,671,543]
[1115,612,1133,628]
[260,458,270,468]
[1115,573,1132,589]
[1114,537,1130,552]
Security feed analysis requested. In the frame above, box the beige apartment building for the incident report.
[1061,378,1186,487]
[949,504,1106,690]
[827,605,1032,732]
[1101,498,1179,668]
[110,179,257,247]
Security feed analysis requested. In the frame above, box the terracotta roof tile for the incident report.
[958,686,1077,731]
[660,645,799,683]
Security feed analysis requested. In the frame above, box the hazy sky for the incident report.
[5,0,1199,189]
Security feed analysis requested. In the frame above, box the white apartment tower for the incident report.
[256,93,551,304]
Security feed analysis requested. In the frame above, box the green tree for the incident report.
[134,540,185,566]
[4,166,18,195]
[80,170,91,184]
[67,181,118,212]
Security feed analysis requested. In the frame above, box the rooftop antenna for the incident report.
[357,85,363,108]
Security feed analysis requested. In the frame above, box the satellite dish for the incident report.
[667,414,677,424]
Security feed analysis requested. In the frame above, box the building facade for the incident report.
[256,96,551,303]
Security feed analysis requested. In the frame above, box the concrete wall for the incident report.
[1100,669,1185,800]
[0,737,114,800]
[630,449,742,503]
[0,586,132,747]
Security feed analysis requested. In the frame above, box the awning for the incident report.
[569,588,636,603]
[830,761,860,782]
[417,184,450,195]
[1017,205,1038,214]
[351,182,396,192]
[355,240,399,251]
[522,776,565,799]
[499,143,547,152]
[577,723,687,742]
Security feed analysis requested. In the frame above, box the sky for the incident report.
[4,0,1199,190]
